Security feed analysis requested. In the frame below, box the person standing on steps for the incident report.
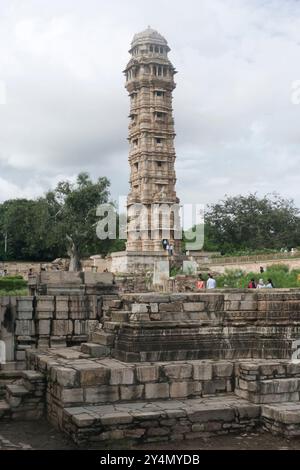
[248,278,257,289]
[257,279,265,289]
[196,274,205,289]
[206,273,217,289]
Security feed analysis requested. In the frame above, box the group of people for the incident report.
[162,239,174,256]
[248,278,274,289]
[248,266,274,288]
[196,273,217,289]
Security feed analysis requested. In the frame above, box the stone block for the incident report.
[36,298,54,312]
[37,338,50,348]
[17,298,33,312]
[193,362,213,381]
[61,388,84,404]
[145,383,169,399]
[120,385,144,401]
[55,367,78,387]
[136,365,159,383]
[110,366,135,385]
[50,336,67,348]
[163,363,192,380]
[187,407,235,423]
[159,302,182,312]
[287,363,300,375]
[72,413,95,427]
[238,378,258,392]
[55,297,69,312]
[150,303,159,313]
[260,378,300,394]
[73,363,110,386]
[101,412,133,425]
[213,362,234,378]
[52,320,73,336]
[55,311,69,320]
[84,385,119,403]
[37,320,51,335]
[239,301,257,311]
[17,310,33,320]
[183,303,205,312]
[259,363,287,376]
[36,309,55,319]
[15,320,35,336]
[16,350,26,361]
[169,381,202,398]
[132,304,149,314]
[98,430,124,441]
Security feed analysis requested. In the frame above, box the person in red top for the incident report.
[196,274,205,289]
[248,278,257,289]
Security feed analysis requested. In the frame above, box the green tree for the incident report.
[0,198,60,261]
[46,172,113,271]
[204,193,300,253]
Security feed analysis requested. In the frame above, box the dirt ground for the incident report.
[1,419,300,450]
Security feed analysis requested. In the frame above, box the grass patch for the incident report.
[0,276,28,295]
[217,264,300,288]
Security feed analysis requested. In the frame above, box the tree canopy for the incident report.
[0,173,125,268]
[203,193,300,254]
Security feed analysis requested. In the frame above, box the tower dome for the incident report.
[130,26,170,52]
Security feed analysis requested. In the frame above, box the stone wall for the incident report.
[207,258,300,275]
[93,290,300,362]
[1,293,117,362]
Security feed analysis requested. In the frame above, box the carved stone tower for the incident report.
[124,27,180,253]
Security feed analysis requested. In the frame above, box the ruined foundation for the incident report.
[3,285,300,447]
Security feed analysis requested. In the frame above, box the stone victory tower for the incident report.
[124,27,180,253]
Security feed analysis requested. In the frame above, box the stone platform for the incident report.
[89,291,300,361]
[18,346,300,446]
[63,395,260,446]
[262,402,300,437]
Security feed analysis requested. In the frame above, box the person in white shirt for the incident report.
[257,279,265,289]
[206,273,217,289]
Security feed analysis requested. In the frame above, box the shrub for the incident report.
[0,276,27,292]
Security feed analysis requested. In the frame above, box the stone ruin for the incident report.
[2,271,300,447]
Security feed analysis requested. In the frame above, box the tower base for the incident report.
[110,250,172,275]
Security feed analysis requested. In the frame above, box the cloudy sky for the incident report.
[1,0,300,208]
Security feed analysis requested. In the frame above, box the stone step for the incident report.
[80,343,110,358]
[62,395,260,446]
[262,402,300,437]
[0,361,26,371]
[0,399,10,419]
[0,370,24,399]
[0,370,23,379]
[91,330,115,347]
[260,378,300,394]
[6,384,30,408]
[236,377,300,404]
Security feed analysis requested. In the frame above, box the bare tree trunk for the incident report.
[66,235,81,272]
